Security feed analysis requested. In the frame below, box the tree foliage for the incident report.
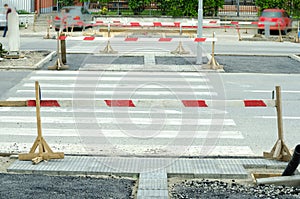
[255,0,287,12]
[154,0,223,17]
[128,0,151,15]
[57,0,74,7]
[256,0,300,16]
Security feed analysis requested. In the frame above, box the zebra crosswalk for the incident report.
[1,71,254,156]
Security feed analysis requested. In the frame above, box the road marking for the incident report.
[22,83,213,89]
[254,116,300,120]
[29,76,210,82]
[0,116,235,125]
[245,90,300,93]
[34,71,207,77]
[0,107,228,114]
[16,89,217,96]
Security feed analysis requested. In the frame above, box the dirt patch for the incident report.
[0,51,53,70]
[0,156,15,173]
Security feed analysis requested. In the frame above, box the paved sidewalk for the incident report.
[8,156,288,199]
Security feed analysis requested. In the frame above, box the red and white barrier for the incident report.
[88,19,257,29]
[58,36,218,42]
[24,99,275,108]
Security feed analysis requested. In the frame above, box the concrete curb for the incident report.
[0,51,55,70]
[290,54,300,63]
[34,51,56,69]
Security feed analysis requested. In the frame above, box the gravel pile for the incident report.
[0,173,135,199]
[170,179,300,199]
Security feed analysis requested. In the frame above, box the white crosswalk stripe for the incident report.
[1,71,254,156]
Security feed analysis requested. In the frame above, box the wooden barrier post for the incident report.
[236,25,242,41]
[171,41,189,55]
[100,22,117,54]
[263,86,292,162]
[203,32,223,70]
[18,81,64,164]
[61,38,67,64]
[44,16,50,39]
[48,32,69,70]
[33,11,37,32]
[277,23,283,42]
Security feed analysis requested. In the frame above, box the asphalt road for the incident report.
[0,71,30,100]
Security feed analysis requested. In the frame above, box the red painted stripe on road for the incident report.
[182,100,208,107]
[125,37,138,42]
[158,38,172,42]
[27,100,60,107]
[194,38,206,42]
[244,100,267,107]
[105,100,135,107]
[83,36,95,41]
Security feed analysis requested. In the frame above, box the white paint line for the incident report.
[254,116,300,120]
[22,83,213,89]
[0,107,227,114]
[34,71,207,77]
[16,89,217,96]
[245,90,300,93]
[29,76,210,82]
[0,116,235,125]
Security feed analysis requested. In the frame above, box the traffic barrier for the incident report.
[0,99,276,108]
[0,84,292,161]
[56,36,218,59]
[201,32,223,70]
[57,36,217,42]
[171,37,218,55]
[100,40,117,54]
[263,86,292,162]
[171,41,189,55]
[18,81,64,164]
[48,32,69,70]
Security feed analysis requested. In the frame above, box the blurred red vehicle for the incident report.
[258,9,292,35]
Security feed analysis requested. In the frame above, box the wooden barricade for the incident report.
[18,81,64,164]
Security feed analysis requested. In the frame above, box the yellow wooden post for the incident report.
[18,81,64,164]
[263,86,292,162]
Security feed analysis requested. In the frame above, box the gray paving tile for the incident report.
[8,156,288,179]
[167,158,194,174]
[139,179,168,190]
[137,190,168,197]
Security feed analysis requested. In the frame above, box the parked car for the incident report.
[258,9,292,35]
[0,8,6,28]
[53,6,92,31]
